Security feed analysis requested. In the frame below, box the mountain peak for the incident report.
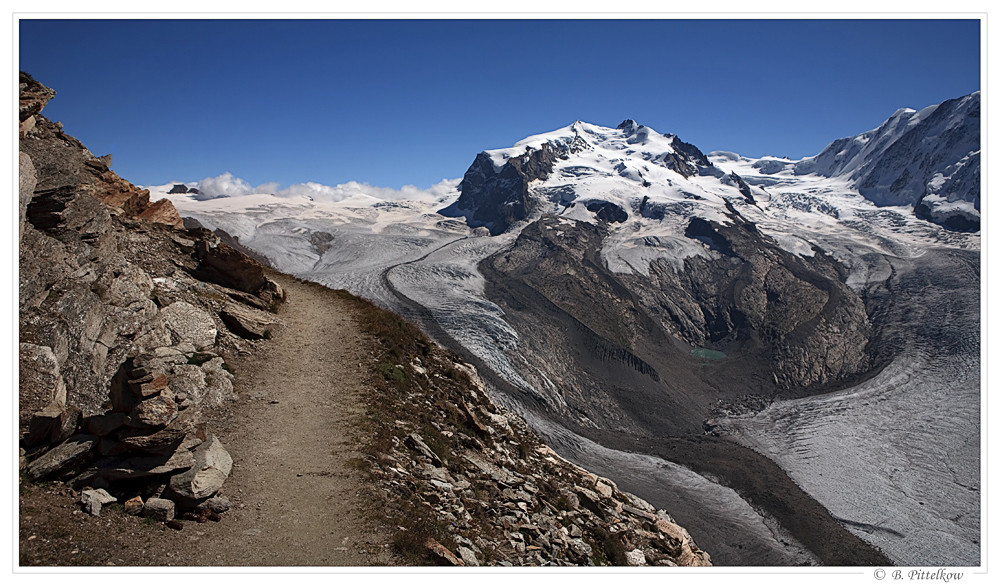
[617,119,639,134]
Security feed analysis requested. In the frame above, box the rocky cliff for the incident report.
[439,143,565,235]
[19,72,286,521]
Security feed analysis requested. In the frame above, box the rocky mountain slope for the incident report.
[19,71,288,524]
[18,73,710,568]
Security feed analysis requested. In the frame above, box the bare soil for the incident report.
[19,272,396,567]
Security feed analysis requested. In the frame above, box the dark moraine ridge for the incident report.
[465,213,896,565]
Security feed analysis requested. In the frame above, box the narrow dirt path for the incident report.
[173,273,393,566]
[20,273,395,566]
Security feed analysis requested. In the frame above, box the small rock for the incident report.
[168,434,232,500]
[219,303,280,340]
[83,412,128,437]
[622,504,658,523]
[80,488,117,516]
[199,495,232,514]
[124,496,144,515]
[128,395,179,428]
[424,466,451,483]
[171,235,195,250]
[128,374,169,398]
[116,418,190,455]
[27,402,81,447]
[430,479,454,491]
[568,538,593,561]
[143,497,175,522]
[625,548,647,566]
[457,545,479,566]
[93,447,195,482]
[405,433,442,466]
[424,537,464,566]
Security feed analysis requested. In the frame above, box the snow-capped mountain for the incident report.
[158,93,979,567]
[438,119,733,235]
[796,91,980,230]
[442,92,979,236]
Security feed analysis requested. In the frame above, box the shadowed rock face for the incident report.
[481,208,872,436]
[439,143,564,235]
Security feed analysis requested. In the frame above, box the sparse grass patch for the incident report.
[417,424,452,464]
[345,456,372,473]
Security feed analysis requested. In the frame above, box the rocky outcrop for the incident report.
[19,72,183,229]
[193,240,285,305]
[363,337,711,566]
[138,198,184,227]
[18,74,283,523]
[439,143,564,235]
[19,72,55,136]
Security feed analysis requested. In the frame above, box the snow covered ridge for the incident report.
[440,94,979,236]
[795,92,980,230]
[156,90,979,238]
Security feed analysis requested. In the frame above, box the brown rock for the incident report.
[594,480,614,499]
[95,185,150,217]
[116,420,189,455]
[424,538,464,566]
[137,198,184,228]
[124,495,144,515]
[26,403,81,447]
[93,448,195,482]
[654,518,711,567]
[19,72,55,123]
[194,242,268,295]
[219,303,280,340]
[128,373,169,398]
[405,433,442,466]
[459,398,490,437]
[622,504,658,523]
[83,412,128,437]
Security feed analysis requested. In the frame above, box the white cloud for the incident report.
[193,172,256,197]
[188,173,460,203]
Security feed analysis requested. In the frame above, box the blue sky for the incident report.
[18,18,981,191]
